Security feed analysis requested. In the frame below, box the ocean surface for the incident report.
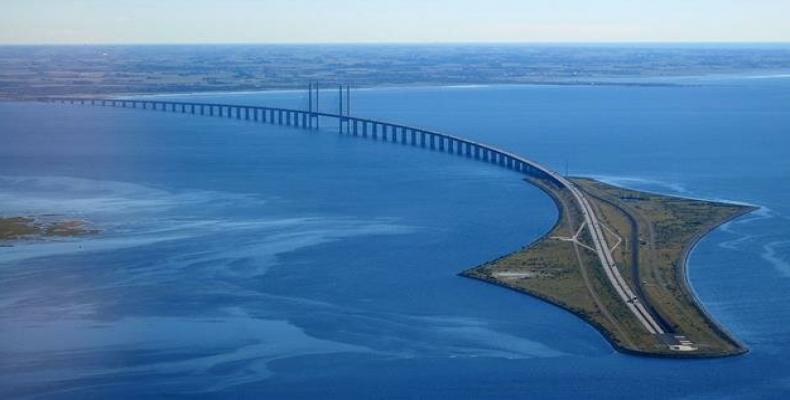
[2,76,790,399]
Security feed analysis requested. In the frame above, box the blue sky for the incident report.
[2,0,789,44]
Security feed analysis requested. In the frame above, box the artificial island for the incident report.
[464,176,754,357]
[3,92,755,358]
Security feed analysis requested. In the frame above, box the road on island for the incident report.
[467,145,667,338]
[555,175,666,336]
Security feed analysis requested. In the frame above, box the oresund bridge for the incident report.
[41,89,669,342]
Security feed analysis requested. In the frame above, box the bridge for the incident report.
[41,93,669,342]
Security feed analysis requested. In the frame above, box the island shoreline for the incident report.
[460,176,754,359]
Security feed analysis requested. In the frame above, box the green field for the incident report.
[0,217,97,241]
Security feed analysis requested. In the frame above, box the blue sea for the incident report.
[1,75,790,399]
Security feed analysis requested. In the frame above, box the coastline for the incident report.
[678,204,758,355]
[0,80,690,102]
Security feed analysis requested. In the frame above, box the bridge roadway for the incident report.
[44,96,667,339]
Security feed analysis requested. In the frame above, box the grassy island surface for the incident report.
[463,177,755,357]
[0,217,97,242]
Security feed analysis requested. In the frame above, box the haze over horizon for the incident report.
[2,0,790,45]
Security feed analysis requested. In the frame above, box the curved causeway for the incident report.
[42,96,753,357]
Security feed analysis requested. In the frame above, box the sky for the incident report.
[1,0,789,44]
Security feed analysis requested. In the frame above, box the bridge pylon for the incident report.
[308,82,320,130]
[337,84,351,133]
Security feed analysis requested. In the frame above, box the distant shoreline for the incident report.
[1,80,688,102]
[7,69,790,102]
[3,43,790,100]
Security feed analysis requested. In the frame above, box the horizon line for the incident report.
[2,41,790,47]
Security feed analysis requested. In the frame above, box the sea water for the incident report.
[1,76,790,399]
